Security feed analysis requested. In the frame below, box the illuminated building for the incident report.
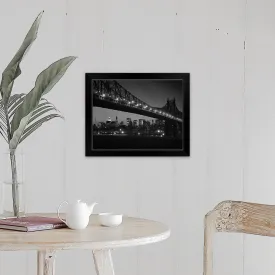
[139,119,144,126]
[126,118,131,126]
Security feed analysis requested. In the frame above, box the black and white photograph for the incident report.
[85,73,190,156]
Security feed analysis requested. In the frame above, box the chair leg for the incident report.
[204,214,215,275]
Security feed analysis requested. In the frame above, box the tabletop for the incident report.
[0,213,170,251]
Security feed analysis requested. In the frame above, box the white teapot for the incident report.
[57,200,98,230]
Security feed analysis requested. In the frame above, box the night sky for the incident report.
[93,79,183,124]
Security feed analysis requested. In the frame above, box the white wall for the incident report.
[0,0,274,275]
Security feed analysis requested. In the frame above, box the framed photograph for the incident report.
[85,73,190,156]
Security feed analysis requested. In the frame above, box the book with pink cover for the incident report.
[0,216,67,232]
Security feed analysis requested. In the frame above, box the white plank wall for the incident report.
[0,0,274,275]
[243,0,275,275]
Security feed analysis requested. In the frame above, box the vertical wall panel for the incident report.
[244,1,275,275]
[137,160,175,275]
[173,0,213,273]
[63,1,139,274]
[204,0,246,275]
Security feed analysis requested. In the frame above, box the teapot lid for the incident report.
[74,199,86,205]
[68,199,87,211]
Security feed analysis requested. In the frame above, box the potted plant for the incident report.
[0,11,76,218]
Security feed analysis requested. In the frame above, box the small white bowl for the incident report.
[98,213,123,227]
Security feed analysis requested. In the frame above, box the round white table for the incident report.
[0,214,170,275]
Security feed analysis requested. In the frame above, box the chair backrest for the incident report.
[204,200,275,275]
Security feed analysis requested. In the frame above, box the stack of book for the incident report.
[0,216,67,232]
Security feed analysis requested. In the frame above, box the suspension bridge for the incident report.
[92,80,183,123]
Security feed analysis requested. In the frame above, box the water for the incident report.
[0,181,25,218]
[93,135,183,150]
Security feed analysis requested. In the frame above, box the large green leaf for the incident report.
[19,113,63,144]
[9,56,76,149]
[0,105,6,122]
[8,94,26,118]
[21,99,62,143]
[28,106,57,124]
[8,93,26,109]
[0,93,62,144]
[0,94,26,143]
[0,12,43,105]
[0,120,8,142]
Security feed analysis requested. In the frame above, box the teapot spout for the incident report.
[88,202,98,216]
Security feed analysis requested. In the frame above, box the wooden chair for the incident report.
[204,200,275,275]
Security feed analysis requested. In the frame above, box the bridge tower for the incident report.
[163,98,182,138]
[164,120,182,137]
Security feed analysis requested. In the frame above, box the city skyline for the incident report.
[94,114,154,124]
[93,107,157,124]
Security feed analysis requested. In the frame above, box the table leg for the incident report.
[37,250,56,275]
[93,249,115,275]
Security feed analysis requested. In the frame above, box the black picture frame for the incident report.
[85,73,190,156]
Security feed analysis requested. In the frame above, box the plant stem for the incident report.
[4,105,19,217]
[10,150,19,217]
[4,106,11,141]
